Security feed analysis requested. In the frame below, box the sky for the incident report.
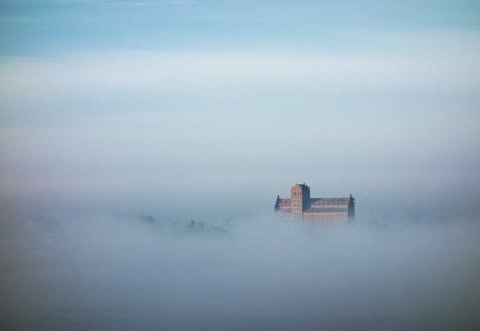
[1,0,480,221]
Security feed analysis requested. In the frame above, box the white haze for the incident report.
[2,2,480,329]
[1,214,479,330]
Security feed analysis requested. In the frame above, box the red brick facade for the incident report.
[275,184,355,222]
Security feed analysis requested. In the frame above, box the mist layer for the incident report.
[1,215,479,330]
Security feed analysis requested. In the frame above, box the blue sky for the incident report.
[2,1,479,55]
[1,1,479,220]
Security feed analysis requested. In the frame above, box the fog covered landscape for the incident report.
[2,215,480,330]
[1,1,480,330]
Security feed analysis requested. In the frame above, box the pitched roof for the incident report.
[309,198,351,205]
[304,207,348,213]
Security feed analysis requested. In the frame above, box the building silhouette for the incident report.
[275,183,354,221]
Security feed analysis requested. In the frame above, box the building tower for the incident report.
[290,183,310,219]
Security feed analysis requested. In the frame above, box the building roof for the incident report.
[304,207,348,213]
[310,198,351,205]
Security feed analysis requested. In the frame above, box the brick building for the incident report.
[275,183,355,221]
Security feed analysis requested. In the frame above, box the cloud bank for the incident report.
[1,49,479,221]
[1,215,479,330]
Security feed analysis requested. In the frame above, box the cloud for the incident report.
[1,44,479,220]
[1,46,479,109]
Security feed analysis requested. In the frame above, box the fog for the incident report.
[2,1,480,329]
[1,213,479,330]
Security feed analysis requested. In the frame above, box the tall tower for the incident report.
[290,183,310,219]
